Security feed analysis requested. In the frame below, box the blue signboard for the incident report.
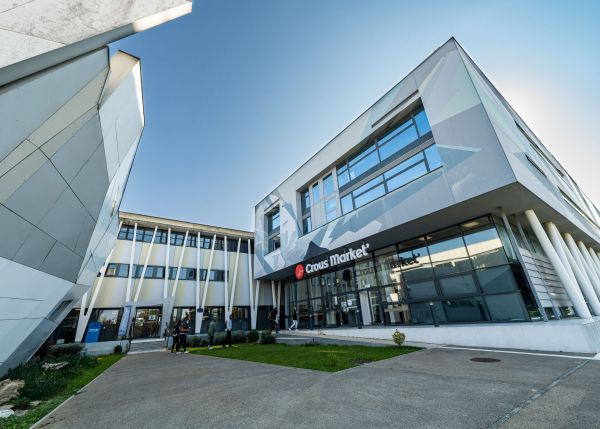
[85,322,102,343]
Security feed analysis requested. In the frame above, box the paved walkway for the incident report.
[35,347,600,429]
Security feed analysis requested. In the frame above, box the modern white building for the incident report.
[0,1,192,375]
[253,38,600,353]
[51,212,273,346]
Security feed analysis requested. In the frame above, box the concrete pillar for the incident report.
[547,223,600,316]
[577,240,600,294]
[588,248,600,277]
[524,210,591,318]
[565,233,600,302]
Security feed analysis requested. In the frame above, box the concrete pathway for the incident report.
[35,347,600,429]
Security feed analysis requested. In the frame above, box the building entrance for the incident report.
[132,307,162,338]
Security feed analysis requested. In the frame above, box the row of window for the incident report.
[295,105,437,238]
[118,225,252,253]
[104,263,227,281]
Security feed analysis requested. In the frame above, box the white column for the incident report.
[555,231,600,315]
[163,228,171,299]
[271,281,276,310]
[546,222,598,315]
[199,234,217,333]
[229,238,242,316]
[195,232,201,329]
[224,236,229,317]
[276,281,282,326]
[133,226,158,302]
[588,248,600,276]
[125,223,137,302]
[247,239,254,328]
[251,280,260,330]
[75,291,89,342]
[524,210,591,318]
[565,233,600,301]
[75,248,115,342]
[578,240,600,291]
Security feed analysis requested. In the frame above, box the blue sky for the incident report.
[111,0,600,231]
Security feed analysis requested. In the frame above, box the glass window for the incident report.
[302,216,312,234]
[355,259,377,289]
[375,253,402,287]
[383,152,424,179]
[464,227,508,269]
[386,161,427,192]
[438,274,478,296]
[414,109,432,136]
[424,145,442,169]
[268,236,280,253]
[268,210,280,232]
[325,199,337,222]
[297,280,309,301]
[348,145,380,180]
[353,178,386,209]
[428,236,471,276]
[309,277,322,298]
[312,183,320,205]
[378,125,418,161]
[484,293,528,321]
[398,243,433,283]
[406,279,438,299]
[409,301,446,324]
[442,297,486,322]
[341,194,353,214]
[323,174,334,196]
[337,165,350,188]
[301,189,310,212]
[476,266,518,294]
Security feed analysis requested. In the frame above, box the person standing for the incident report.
[268,308,278,334]
[179,317,190,353]
[171,320,181,353]
[224,314,233,348]
[207,317,216,350]
[289,307,298,331]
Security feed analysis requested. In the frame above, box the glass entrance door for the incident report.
[133,307,162,338]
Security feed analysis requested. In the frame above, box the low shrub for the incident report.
[46,343,84,357]
[11,396,31,410]
[259,331,275,344]
[4,356,98,401]
[246,330,259,343]
[114,345,123,354]
[392,329,406,347]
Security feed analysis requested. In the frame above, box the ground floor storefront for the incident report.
[282,215,576,331]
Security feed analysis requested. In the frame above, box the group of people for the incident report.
[170,313,234,353]
[170,307,300,352]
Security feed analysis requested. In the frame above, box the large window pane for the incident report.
[384,152,424,179]
[302,216,312,234]
[378,125,418,161]
[464,227,508,269]
[353,180,386,208]
[348,146,380,180]
[484,293,528,321]
[337,166,350,188]
[341,194,353,214]
[323,174,334,196]
[406,279,438,299]
[386,162,428,191]
[355,259,377,289]
[325,199,337,222]
[414,109,432,136]
[476,266,518,294]
[309,277,322,298]
[438,274,478,296]
[375,253,402,286]
[442,297,486,322]
[428,236,471,276]
[409,301,446,324]
[398,245,433,282]
[297,280,308,301]
[424,145,442,169]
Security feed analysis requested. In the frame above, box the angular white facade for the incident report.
[0,1,192,374]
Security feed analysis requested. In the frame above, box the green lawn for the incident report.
[1,354,122,429]
[191,343,420,372]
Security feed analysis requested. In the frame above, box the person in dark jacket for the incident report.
[179,317,190,353]
[171,320,181,353]
[268,308,279,334]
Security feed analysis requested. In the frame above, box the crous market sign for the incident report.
[298,243,371,277]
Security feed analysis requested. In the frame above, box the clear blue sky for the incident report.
[110,0,600,232]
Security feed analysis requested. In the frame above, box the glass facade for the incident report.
[286,216,538,328]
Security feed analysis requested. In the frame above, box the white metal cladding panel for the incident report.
[520,248,573,307]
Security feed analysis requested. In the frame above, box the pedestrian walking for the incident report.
[268,307,279,334]
[224,313,233,348]
[171,320,181,353]
[207,317,216,350]
[289,307,298,331]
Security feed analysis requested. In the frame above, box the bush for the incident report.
[46,343,84,357]
[4,356,98,401]
[246,330,259,343]
[114,345,123,354]
[392,329,406,347]
[259,331,275,344]
[11,396,31,409]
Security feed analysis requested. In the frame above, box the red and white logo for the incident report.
[295,264,305,280]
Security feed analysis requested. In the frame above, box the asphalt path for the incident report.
[34,347,600,429]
